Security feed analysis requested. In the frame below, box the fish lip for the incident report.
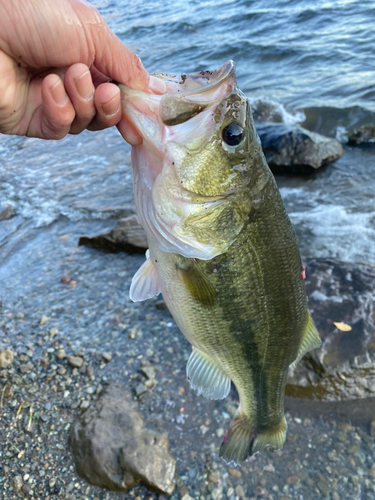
[119,60,236,98]
[165,59,236,96]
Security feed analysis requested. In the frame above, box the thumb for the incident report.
[93,24,165,94]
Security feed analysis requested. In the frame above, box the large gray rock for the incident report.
[69,385,176,495]
[287,258,375,401]
[79,213,147,252]
[256,123,344,172]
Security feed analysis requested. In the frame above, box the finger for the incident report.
[64,63,95,135]
[117,115,143,146]
[86,82,122,132]
[93,25,166,94]
[37,73,76,140]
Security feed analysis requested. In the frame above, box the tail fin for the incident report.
[219,413,287,463]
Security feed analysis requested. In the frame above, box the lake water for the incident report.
[1,0,374,265]
[1,1,375,499]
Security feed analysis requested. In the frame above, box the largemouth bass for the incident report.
[120,61,321,462]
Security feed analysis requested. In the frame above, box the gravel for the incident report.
[1,218,375,499]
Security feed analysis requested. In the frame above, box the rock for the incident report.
[135,383,148,397]
[69,385,176,495]
[49,327,58,338]
[39,314,49,325]
[371,421,375,438]
[255,122,344,172]
[140,366,156,380]
[80,400,90,410]
[79,213,147,253]
[19,362,34,374]
[348,125,375,145]
[12,475,23,492]
[67,356,84,368]
[61,274,73,284]
[287,258,375,401]
[0,205,14,221]
[0,348,14,369]
[55,349,66,360]
[102,352,112,363]
[4,385,13,398]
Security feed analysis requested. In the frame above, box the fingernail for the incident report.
[102,96,120,117]
[75,70,94,100]
[149,75,166,94]
[51,79,68,106]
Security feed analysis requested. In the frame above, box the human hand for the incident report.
[0,0,165,144]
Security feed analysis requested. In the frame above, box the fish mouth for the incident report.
[120,60,238,154]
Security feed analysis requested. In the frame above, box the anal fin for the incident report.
[186,348,231,400]
[129,250,161,302]
[290,313,321,370]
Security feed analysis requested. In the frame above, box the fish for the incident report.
[120,61,321,463]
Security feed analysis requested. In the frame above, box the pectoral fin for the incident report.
[290,314,321,370]
[177,263,216,307]
[187,348,231,400]
[129,250,161,302]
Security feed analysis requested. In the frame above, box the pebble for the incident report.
[12,475,23,492]
[61,275,72,284]
[55,349,66,360]
[369,464,375,479]
[80,400,90,410]
[19,362,34,374]
[67,356,84,368]
[211,487,223,500]
[0,348,14,369]
[39,315,49,325]
[4,385,13,398]
[263,464,275,473]
[328,450,338,462]
[49,328,58,338]
[286,476,299,486]
[0,205,14,220]
[216,428,225,438]
[140,366,156,380]
[128,328,136,339]
[208,471,220,483]
[135,383,148,397]
[351,475,360,486]
[102,352,112,362]
[371,420,375,438]
[235,485,246,498]
[229,469,242,478]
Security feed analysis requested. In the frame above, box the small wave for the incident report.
[281,193,375,264]
[301,105,375,140]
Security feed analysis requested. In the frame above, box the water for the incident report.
[0,2,375,498]
[1,0,375,264]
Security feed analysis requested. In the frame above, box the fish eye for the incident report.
[222,122,244,146]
